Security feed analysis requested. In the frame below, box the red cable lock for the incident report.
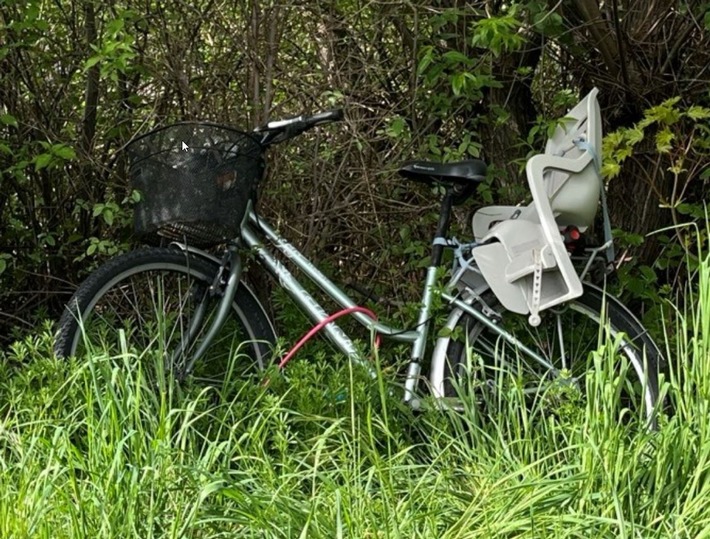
[278,306,381,369]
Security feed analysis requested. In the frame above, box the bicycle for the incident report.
[55,88,662,426]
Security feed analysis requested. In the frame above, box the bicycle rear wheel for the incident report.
[433,284,661,427]
[55,247,276,384]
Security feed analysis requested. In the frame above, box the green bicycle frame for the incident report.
[179,205,554,408]
[235,210,551,407]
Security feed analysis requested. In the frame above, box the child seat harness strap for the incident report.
[573,137,616,265]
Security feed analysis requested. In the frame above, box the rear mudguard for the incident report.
[428,280,656,399]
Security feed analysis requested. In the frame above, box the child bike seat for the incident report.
[471,88,603,325]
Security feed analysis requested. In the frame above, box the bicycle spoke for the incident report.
[444,286,660,426]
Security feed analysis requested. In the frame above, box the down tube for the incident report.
[240,225,379,372]
[247,212,419,343]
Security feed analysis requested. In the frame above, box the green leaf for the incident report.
[385,117,406,138]
[451,72,465,96]
[668,161,686,175]
[53,145,76,160]
[625,128,644,145]
[471,14,525,56]
[442,51,470,65]
[106,17,125,36]
[103,209,114,226]
[533,11,564,37]
[602,162,621,179]
[676,203,705,219]
[639,265,657,283]
[645,98,681,126]
[677,203,694,215]
[34,153,53,170]
[84,55,102,71]
[615,147,633,161]
[687,106,710,120]
[655,129,675,153]
[417,46,434,76]
[0,114,18,127]
[437,327,453,338]
[0,259,6,275]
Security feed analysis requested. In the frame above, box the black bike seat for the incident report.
[398,159,487,186]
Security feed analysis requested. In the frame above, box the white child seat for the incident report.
[471,88,604,325]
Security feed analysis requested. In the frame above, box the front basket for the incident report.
[127,122,263,246]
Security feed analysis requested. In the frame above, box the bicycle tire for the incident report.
[435,284,661,427]
[55,247,276,382]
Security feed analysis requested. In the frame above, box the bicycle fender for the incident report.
[169,241,277,339]
[429,287,492,399]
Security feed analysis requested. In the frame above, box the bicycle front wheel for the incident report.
[433,284,661,427]
[55,247,276,383]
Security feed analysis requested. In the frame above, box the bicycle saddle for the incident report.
[398,159,487,204]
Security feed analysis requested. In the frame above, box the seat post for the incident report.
[431,189,454,267]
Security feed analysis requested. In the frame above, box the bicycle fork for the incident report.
[172,244,243,377]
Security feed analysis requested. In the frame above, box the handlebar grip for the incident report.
[259,116,304,131]
[254,109,343,133]
[253,109,344,145]
[307,109,344,126]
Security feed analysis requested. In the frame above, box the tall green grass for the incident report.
[1,256,710,537]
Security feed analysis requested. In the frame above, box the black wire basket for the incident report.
[127,123,263,246]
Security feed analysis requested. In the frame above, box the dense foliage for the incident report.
[1,2,709,336]
[2,3,710,536]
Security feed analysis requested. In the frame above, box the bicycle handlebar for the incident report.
[254,109,344,146]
